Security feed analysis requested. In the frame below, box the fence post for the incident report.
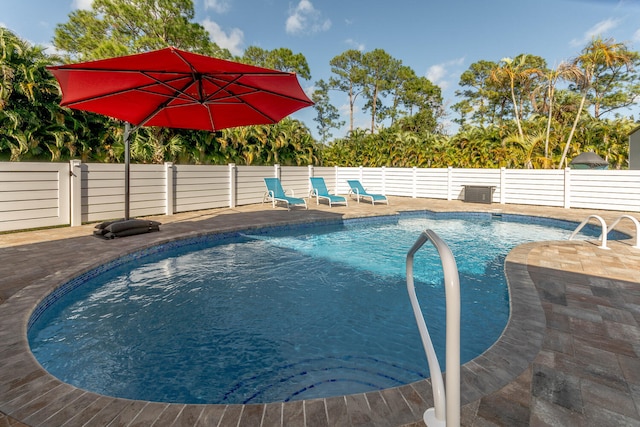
[447,166,453,201]
[308,165,314,195]
[165,162,174,216]
[229,163,237,208]
[500,167,506,204]
[381,166,386,194]
[564,167,571,209]
[275,164,281,179]
[335,165,340,194]
[69,160,82,227]
[413,167,417,198]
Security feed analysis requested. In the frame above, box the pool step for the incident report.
[221,355,427,404]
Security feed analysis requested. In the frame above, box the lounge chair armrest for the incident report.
[262,189,275,205]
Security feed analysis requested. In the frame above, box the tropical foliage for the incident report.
[1,25,321,165]
[0,28,77,161]
[1,0,638,170]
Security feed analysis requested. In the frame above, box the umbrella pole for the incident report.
[124,123,131,220]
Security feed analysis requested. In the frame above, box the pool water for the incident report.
[28,214,589,405]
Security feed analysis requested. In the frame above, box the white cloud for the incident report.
[303,84,315,100]
[202,18,243,56]
[337,102,369,132]
[426,57,465,91]
[286,0,331,35]
[43,43,63,56]
[344,38,365,51]
[338,103,351,117]
[426,65,447,85]
[570,18,620,46]
[72,0,93,10]
[587,18,620,38]
[633,28,640,42]
[204,0,231,14]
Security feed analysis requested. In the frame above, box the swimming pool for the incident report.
[28,212,595,405]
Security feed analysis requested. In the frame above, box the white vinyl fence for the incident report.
[1,161,640,232]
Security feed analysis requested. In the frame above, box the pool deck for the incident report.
[0,197,639,427]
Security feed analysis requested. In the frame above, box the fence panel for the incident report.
[570,170,640,211]
[415,168,449,199]
[504,169,565,207]
[281,166,311,199]
[385,168,415,197]
[335,167,362,195]
[313,166,340,195]
[82,163,166,222]
[174,165,229,212]
[0,162,69,232]
[361,167,385,194]
[236,166,274,206]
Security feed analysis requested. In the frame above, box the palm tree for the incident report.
[558,38,634,169]
[490,55,543,140]
[0,29,71,161]
[503,131,547,169]
[537,62,576,162]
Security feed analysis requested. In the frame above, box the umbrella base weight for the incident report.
[93,219,161,239]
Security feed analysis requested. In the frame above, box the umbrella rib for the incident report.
[201,74,277,123]
[136,77,202,128]
[165,49,218,130]
[202,74,313,104]
[141,72,202,103]
[200,75,313,123]
[60,72,198,106]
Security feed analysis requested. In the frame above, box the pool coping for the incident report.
[0,200,637,426]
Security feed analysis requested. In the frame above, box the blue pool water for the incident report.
[28,213,594,405]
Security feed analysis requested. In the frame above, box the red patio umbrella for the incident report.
[48,47,313,227]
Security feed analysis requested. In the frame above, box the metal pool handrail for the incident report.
[406,230,460,427]
[569,214,609,249]
[607,214,640,249]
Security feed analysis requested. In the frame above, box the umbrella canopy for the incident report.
[48,46,313,131]
[569,151,608,169]
[48,47,313,223]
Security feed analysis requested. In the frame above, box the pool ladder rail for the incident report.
[406,230,461,427]
[569,214,640,250]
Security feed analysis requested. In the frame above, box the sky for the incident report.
[2,0,640,138]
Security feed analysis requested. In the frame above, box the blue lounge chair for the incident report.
[347,180,388,205]
[263,177,307,210]
[309,177,348,207]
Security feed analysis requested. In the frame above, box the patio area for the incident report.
[0,197,639,426]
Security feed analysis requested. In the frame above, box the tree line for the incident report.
[1,0,638,169]
[318,38,638,169]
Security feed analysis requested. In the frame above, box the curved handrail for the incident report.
[607,215,640,249]
[406,230,460,427]
[569,215,609,249]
